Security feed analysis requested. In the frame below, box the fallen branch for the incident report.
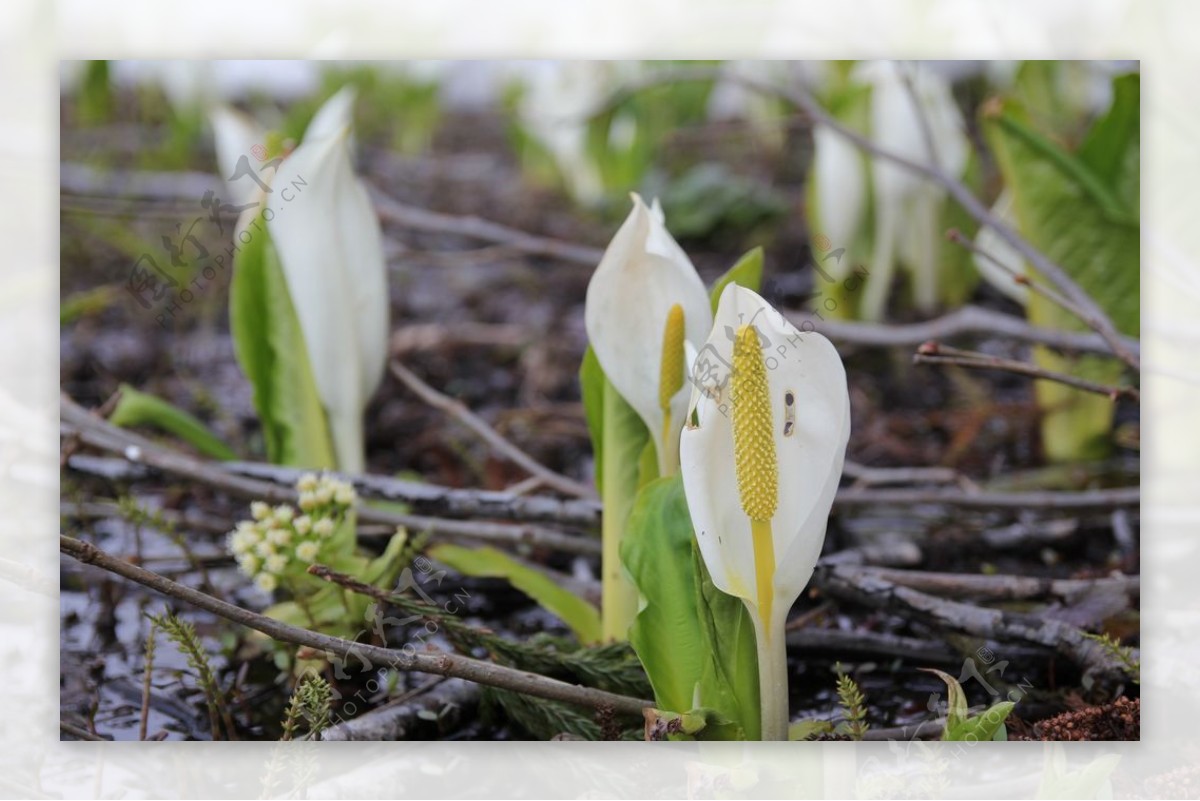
[61,396,600,556]
[834,485,1138,510]
[60,535,650,718]
[390,360,595,499]
[835,566,1138,605]
[786,304,1136,358]
[815,564,1135,681]
[321,678,480,741]
[913,342,1140,402]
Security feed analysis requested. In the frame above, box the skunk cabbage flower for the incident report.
[212,88,388,473]
[585,194,713,476]
[680,284,851,740]
[853,61,968,320]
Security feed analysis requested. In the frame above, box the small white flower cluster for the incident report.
[227,473,357,594]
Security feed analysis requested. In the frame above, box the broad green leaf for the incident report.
[109,383,236,461]
[944,701,1015,742]
[230,215,336,469]
[692,541,760,741]
[622,476,707,717]
[1078,74,1140,214]
[362,529,410,587]
[709,247,765,314]
[429,543,601,645]
[623,476,757,739]
[789,719,834,741]
[984,98,1139,461]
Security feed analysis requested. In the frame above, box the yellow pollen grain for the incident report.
[658,304,686,413]
[731,324,778,522]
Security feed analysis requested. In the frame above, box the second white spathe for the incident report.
[264,87,388,474]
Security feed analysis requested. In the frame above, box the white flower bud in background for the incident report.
[267,527,292,547]
[297,473,319,493]
[296,541,320,563]
[294,515,312,535]
[264,553,289,575]
[313,519,335,539]
[273,505,295,524]
[250,501,271,521]
[254,573,279,593]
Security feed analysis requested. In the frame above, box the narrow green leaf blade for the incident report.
[109,383,236,460]
[230,217,337,468]
[429,543,602,645]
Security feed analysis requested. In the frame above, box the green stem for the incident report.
[750,605,789,741]
[600,378,639,642]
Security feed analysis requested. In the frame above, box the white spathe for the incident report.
[810,124,868,275]
[262,87,389,473]
[584,194,713,475]
[210,105,268,208]
[972,190,1030,305]
[853,61,969,319]
[680,283,851,622]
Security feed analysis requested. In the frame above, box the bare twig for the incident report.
[843,460,963,487]
[60,721,107,741]
[913,342,1140,401]
[60,535,651,718]
[369,187,603,267]
[786,304,1136,357]
[390,361,595,499]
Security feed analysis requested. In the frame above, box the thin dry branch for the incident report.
[913,342,1140,401]
[786,304,1136,357]
[390,360,595,499]
[369,187,603,267]
[60,535,650,718]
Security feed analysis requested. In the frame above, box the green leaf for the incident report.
[789,719,834,741]
[581,348,651,641]
[692,542,760,740]
[1077,74,1140,213]
[579,346,607,492]
[623,475,758,739]
[622,476,706,717]
[230,215,337,469]
[109,383,236,461]
[983,98,1139,461]
[429,543,601,645]
[709,247,765,314]
[944,701,1015,742]
[922,668,970,731]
